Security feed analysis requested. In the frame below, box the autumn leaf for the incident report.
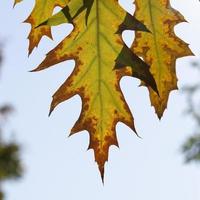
[31,0,157,180]
[14,0,195,182]
[24,0,70,55]
[132,0,193,118]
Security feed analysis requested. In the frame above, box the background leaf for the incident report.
[132,0,193,118]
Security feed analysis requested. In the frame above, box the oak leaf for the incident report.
[132,0,193,118]
[32,0,157,180]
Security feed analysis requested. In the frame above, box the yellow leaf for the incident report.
[24,0,69,54]
[33,1,137,180]
[132,0,193,118]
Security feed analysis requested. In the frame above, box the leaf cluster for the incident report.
[14,0,193,180]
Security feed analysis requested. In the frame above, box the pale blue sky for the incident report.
[0,0,200,200]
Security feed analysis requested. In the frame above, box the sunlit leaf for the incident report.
[132,0,193,118]
[32,0,156,180]
[14,0,195,181]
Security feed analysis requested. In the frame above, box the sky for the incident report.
[0,0,200,200]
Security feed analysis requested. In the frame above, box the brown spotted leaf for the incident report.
[132,0,193,118]
[32,0,157,180]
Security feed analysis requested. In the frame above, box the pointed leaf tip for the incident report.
[14,0,23,7]
[99,164,105,184]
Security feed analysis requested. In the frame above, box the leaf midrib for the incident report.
[96,0,104,143]
[148,0,162,89]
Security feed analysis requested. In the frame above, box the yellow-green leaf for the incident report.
[132,0,193,118]
[24,0,69,54]
[32,0,156,180]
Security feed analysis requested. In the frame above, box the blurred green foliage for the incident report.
[0,143,22,181]
[0,49,22,200]
[182,62,200,163]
